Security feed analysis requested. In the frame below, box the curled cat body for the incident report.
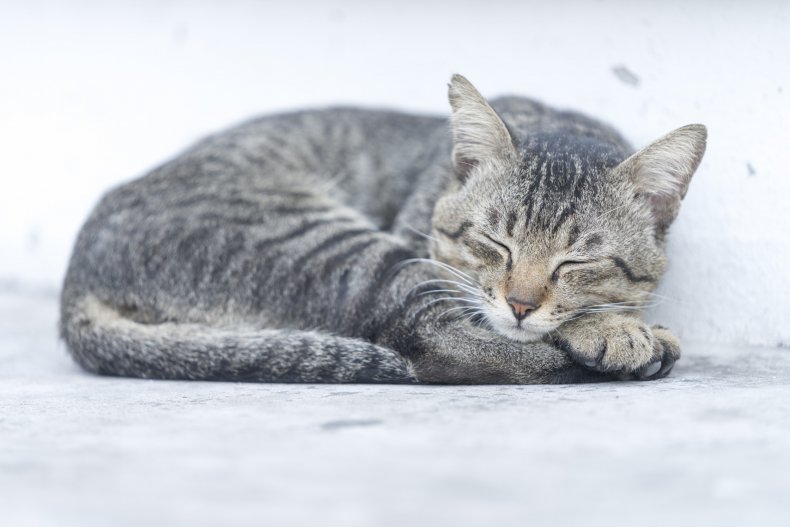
[60,75,706,384]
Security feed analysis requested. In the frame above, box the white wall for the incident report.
[1,0,788,347]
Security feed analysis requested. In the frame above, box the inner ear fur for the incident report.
[616,124,707,231]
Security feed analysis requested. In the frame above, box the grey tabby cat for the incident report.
[60,75,706,384]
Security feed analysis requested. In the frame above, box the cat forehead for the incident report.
[473,134,631,210]
[475,164,637,244]
[515,133,628,175]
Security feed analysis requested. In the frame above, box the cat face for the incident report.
[429,75,706,342]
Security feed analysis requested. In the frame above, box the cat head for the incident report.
[429,74,706,342]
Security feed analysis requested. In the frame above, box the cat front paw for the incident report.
[554,315,680,381]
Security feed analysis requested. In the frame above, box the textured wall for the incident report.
[1,0,787,346]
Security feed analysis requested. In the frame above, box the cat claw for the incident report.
[639,361,662,378]
[635,356,675,381]
[582,359,598,368]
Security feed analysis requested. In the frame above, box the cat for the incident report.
[60,75,706,384]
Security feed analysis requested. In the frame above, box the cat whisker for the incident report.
[580,303,656,310]
[431,297,482,306]
[578,304,662,314]
[642,291,683,304]
[439,305,487,322]
[579,299,662,312]
[591,299,656,306]
[557,314,586,325]
[418,289,481,298]
[399,258,479,287]
[453,307,488,317]
[595,203,629,222]
[402,223,440,243]
[580,306,649,312]
[408,279,484,298]
[420,297,483,314]
[439,303,485,314]
[461,311,490,325]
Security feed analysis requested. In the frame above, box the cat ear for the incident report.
[617,124,707,231]
[448,74,517,181]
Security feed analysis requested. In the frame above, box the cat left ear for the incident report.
[617,124,707,231]
[448,74,517,181]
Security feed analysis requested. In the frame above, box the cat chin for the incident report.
[493,323,552,343]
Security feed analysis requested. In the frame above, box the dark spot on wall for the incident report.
[27,229,40,251]
[747,162,756,177]
[321,418,383,430]
[612,65,640,87]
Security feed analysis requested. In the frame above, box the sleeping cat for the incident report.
[60,75,706,384]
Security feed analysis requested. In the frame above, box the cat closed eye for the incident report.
[483,234,511,254]
[551,260,591,282]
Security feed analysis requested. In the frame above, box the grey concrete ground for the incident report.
[1,291,788,527]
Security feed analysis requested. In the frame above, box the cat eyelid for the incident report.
[556,259,591,268]
[482,233,511,254]
[551,259,594,282]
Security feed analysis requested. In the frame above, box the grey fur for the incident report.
[60,75,706,384]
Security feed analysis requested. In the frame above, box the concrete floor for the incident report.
[2,291,789,527]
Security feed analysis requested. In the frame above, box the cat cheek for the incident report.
[558,269,598,288]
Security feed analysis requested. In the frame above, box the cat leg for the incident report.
[403,316,614,384]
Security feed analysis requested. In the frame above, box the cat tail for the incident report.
[60,295,417,384]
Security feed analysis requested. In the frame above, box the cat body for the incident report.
[60,76,706,384]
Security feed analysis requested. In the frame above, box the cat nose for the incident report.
[506,297,539,321]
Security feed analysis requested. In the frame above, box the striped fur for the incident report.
[60,75,706,384]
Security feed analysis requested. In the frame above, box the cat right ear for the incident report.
[448,74,517,181]
[616,124,707,232]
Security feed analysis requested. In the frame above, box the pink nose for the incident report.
[506,297,539,321]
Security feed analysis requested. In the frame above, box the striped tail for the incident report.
[60,295,416,384]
